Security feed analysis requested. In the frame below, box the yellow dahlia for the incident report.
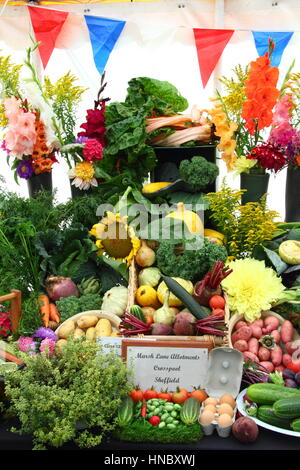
[69,161,98,190]
[89,212,141,265]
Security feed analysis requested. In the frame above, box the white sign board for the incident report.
[97,336,157,357]
[122,339,212,392]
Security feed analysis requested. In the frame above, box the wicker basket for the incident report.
[127,257,229,347]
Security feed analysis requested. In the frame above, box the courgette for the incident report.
[117,396,134,427]
[291,417,300,432]
[142,180,185,199]
[130,305,147,323]
[162,275,209,320]
[273,397,300,419]
[180,397,201,425]
[257,405,292,430]
[247,383,300,405]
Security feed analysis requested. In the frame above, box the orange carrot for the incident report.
[0,348,24,365]
[38,294,50,328]
[49,303,60,323]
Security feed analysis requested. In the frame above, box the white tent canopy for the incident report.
[0,0,299,218]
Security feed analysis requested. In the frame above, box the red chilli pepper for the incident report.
[140,400,147,418]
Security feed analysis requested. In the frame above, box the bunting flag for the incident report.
[252,31,294,67]
[193,28,234,88]
[28,6,69,69]
[84,15,126,75]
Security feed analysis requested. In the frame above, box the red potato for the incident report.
[232,326,252,344]
[270,329,281,344]
[275,365,284,372]
[251,319,264,328]
[280,320,294,344]
[264,316,280,332]
[285,341,298,355]
[235,321,249,330]
[249,325,262,339]
[271,345,283,366]
[258,346,271,361]
[282,353,293,367]
[248,338,259,355]
[243,351,259,363]
[233,340,248,352]
[259,361,275,373]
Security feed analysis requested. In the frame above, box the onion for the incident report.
[45,276,79,301]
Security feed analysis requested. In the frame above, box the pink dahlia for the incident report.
[18,336,36,353]
[82,138,104,162]
[39,338,56,356]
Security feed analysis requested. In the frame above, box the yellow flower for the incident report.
[90,212,141,266]
[69,161,98,190]
[209,105,238,171]
[233,155,258,177]
[221,258,285,322]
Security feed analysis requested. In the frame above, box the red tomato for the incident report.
[143,388,158,400]
[190,388,208,403]
[149,415,161,426]
[129,388,144,402]
[172,388,189,404]
[211,308,225,317]
[157,390,172,402]
[209,295,225,310]
[287,360,300,373]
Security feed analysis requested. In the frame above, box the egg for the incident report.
[204,404,217,414]
[219,393,236,409]
[200,409,215,426]
[204,397,218,406]
[218,403,234,417]
[217,413,233,428]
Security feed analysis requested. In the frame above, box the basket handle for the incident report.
[0,290,22,334]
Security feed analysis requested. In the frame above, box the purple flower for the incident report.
[17,160,34,180]
[75,136,89,144]
[33,327,57,342]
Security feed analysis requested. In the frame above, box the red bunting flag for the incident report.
[28,6,69,69]
[193,29,234,88]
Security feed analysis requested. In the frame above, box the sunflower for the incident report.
[90,212,141,265]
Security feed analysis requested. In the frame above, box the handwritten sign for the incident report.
[122,339,213,392]
[97,336,156,357]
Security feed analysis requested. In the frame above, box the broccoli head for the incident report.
[156,238,228,282]
[179,156,219,192]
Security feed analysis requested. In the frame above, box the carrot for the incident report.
[38,294,50,328]
[49,303,60,323]
[140,400,147,418]
[0,348,24,365]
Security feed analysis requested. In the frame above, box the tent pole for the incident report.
[214,0,224,28]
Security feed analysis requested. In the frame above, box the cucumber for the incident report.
[180,397,201,425]
[247,383,300,405]
[130,305,147,323]
[273,397,300,419]
[291,417,300,432]
[257,405,292,430]
[162,275,209,320]
[117,396,134,427]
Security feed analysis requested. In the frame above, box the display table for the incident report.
[0,417,299,451]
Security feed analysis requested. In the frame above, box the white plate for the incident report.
[236,389,300,438]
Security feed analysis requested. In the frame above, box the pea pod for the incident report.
[164,404,174,412]
[167,423,177,430]
[158,421,166,429]
[171,411,178,418]
[153,406,162,415]
[166,416,174,424]
[172,420,179,425]
[173,404,182,411]
[160,413,169,421]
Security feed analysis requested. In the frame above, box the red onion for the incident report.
[45,276,79,301]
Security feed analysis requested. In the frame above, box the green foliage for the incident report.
[179,156,219,192]
[5,338,131,450]
[156,238,228,282]
[56,294,102,323]
[17,292,43,337]
[205,183,279,258]
[114,419,203,443]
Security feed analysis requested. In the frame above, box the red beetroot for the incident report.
[232,417,259,443]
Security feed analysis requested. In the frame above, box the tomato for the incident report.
[172,388,189,404]
[129,387,144,402]
[143,388,158,400]
[190,388,208,403]
[209,295,225,310]
[145,315,154,326]
[149,415,161,426]
[287,360,300,373]
[211,308,225,317]
[157,390,172,402]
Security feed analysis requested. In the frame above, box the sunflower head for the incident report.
[90,212,140,265]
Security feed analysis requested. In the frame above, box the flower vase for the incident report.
[285,167,300,222]
[27,172,52,198]
[240,171,270,205]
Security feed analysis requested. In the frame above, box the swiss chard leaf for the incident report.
[252,244,288,274]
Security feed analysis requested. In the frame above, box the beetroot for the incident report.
[45,276,79,301]
[232,417,259,443]
[173,312,197,336]
[151,323,173,336]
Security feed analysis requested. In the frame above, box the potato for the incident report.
[95,318,112,337]
[86,327,96,342]
[270,329,281,343]
[249,325,262,339]
[58,320,75,339]
[271,345,283,366]
[258,346,271,361]
[233,340,248,352]
[73,327,85,339]
[55,339,67,353]
[259,361,274,373]
[243,351,259,363]
[110,330,121,337]
[77,315,99,329]
[282,353,292,366]
[248,337,259,355]
[235,321,248,330]
[231,326,252,344]
[280,320,294,344]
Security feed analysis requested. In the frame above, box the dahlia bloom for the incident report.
[18,336,37,353]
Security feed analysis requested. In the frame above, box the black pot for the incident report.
[285,167,300,222]
[152,144,217,192]
[27,172,52,198]
[240,172,270,205]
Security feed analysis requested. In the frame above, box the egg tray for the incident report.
[199,401,237,438]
